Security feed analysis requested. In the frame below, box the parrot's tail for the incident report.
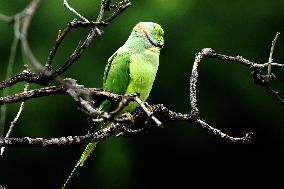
[61,142,97,189]
[61,100,111,189]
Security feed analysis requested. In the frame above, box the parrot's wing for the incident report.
[100,48,131,111]
[103,48,131,95]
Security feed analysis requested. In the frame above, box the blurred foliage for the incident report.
[0,0,284,188]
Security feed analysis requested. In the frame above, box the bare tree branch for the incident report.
[0,102,252,147]
[142,104,252,143]
[0,86,67,105]
[190,46,284,106]
[0,69,42,90]
[0,122,120,147]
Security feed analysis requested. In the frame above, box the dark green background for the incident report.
[0,0,283,188]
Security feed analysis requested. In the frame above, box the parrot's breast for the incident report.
[123,51,159,112]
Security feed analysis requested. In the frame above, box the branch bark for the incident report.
[0,86,66,105]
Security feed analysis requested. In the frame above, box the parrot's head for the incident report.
[132,22,164,49]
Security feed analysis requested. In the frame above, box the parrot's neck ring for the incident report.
[136,25,163,48]
[146,33,163,48]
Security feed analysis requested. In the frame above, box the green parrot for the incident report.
[62,22,164,188]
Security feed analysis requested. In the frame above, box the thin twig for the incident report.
[0,84,29,156]
[44,26,72,70]
[52,41,86,76]
[63,0,89,22]
[195,119,252,143]
[199,49,284,69]
[69,20,108,28]
[151,104,197,121]
[103,1,132,23]
[0,13,12,22]
[134,96,163,127]
[268,32,280,77]
[96,0,108,22]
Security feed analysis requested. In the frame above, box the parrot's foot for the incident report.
[121,112,134,123]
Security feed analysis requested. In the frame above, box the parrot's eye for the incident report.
[157,29,164,37]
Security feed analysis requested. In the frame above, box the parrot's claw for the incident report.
[121,112,134,123]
